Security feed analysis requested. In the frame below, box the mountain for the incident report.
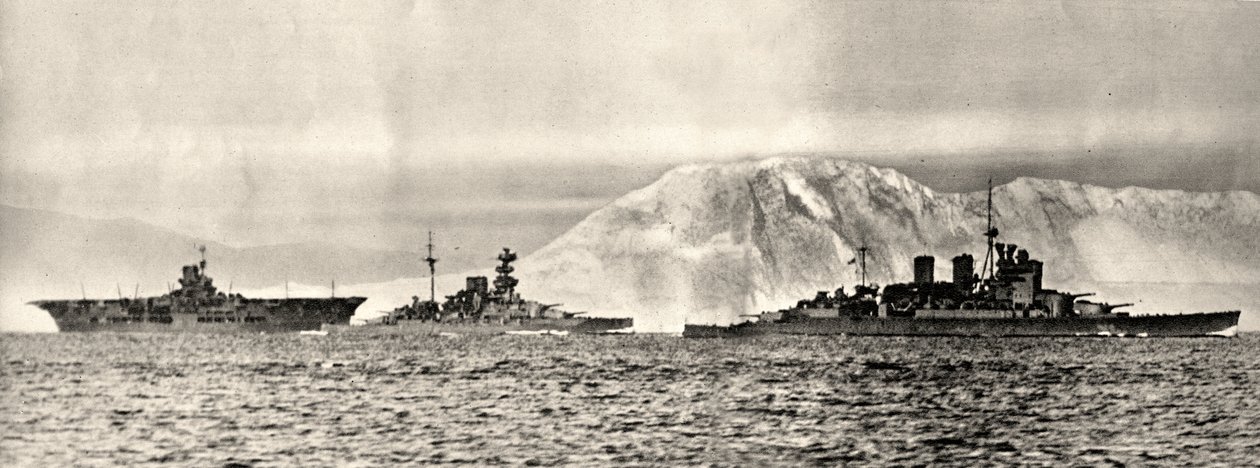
[513,157,1260,332]
[7,157,1259,333]
[0,205,427,331]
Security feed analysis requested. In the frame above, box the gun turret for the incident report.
[1074,299,1129,316]
[537,303,564,315]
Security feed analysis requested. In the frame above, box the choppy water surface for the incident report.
[2,333,1257,466]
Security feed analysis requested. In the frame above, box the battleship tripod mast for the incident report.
[980,177,999,283]
[424,231,438,303]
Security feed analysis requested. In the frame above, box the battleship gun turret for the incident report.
[350,234,633,334]
[1075,300,1134,316]
[683,177,1241,338]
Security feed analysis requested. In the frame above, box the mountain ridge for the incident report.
[4,157,1257,332]
[512,156,1260,331]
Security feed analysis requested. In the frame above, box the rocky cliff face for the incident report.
[516,157,1260,331]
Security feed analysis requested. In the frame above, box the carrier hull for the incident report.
[684,311,1240,338]
[325,317,634,336]
[32,297,367,334]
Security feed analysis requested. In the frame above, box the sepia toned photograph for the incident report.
[2,0,1257,465]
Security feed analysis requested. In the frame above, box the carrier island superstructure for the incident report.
[684,181,1241,338]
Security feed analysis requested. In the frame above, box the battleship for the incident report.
[29,247,367,333]
[684,181,1241,338]
[325,233,633,335]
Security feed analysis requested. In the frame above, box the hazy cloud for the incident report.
[2,0,1256,251]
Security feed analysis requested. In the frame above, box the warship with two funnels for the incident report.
[327,234,633,336]
[30,247,367,333]
[684,182,1241,338]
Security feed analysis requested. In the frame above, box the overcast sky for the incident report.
[2,0,1257,254]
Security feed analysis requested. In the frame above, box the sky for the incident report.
[2,0,1258,256]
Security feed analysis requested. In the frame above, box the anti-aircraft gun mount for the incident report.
[384,232,442,324]
[31,245,365,332]
[381,239,589,324]
[878,242,1132,319]
[771,246,881,321]
[775,179,1139,320]
[684,178,1241,338]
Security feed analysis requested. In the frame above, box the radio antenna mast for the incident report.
[980,177,999,282]
[424,231,438,303]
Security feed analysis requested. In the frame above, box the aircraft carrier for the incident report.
[684,181,1242,338]
[29,247,366,333]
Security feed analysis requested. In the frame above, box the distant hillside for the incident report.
[7,157,1259,333]
[0,205,426,331]
[511,157,1260,331]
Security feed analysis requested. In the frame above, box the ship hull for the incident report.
[684,311,1241,338]
[33,298,367,334]
[324,317,634,336]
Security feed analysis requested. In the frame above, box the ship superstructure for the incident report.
[685,180,1241,338]
[354,234,633,335]
[30,246,366,333]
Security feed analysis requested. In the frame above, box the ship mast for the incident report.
[980,177,999,283]
[424,231,438,303]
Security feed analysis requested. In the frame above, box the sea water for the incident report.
[2,333,1257,466]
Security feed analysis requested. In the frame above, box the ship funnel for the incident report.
[952,254,974,291]
[994,243,1006,260]
[913,255,935,284]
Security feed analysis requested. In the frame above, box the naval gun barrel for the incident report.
[1102,303,1134,313]
[538,303,565,313]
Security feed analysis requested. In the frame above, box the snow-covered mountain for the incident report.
[514,157,1260,332]
[9,157,1257,333]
